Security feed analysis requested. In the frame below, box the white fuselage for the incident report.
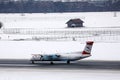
[31,52,90,61]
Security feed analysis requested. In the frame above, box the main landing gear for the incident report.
[50,61,54,64]
[67,60,70,64]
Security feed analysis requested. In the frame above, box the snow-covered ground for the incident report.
[0,12,120,61]
[0,12,120,28]
[0,69,120,80]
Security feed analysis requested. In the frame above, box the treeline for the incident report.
[0,0,120,13]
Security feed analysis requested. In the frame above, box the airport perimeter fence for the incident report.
[1,28,120,43]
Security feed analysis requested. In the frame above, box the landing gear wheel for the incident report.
[67,61,70,64]
[50,61,53,64]
[32,61,34,64]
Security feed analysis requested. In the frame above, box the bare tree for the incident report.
[0,22,3,29]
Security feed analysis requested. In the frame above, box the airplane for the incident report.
[30,41,94,64]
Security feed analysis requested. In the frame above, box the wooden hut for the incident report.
[66,19,84,28]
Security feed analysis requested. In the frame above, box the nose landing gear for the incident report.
[67,60,70,64]
[31,61,34,64]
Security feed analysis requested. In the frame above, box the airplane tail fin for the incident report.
[82,41,94,55]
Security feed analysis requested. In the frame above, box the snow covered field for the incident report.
[0,12,120,61]
[0,12,120,28]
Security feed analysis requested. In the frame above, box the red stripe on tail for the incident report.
[82,51,90,55]
[82,41,94,55]
[87,41,94,45]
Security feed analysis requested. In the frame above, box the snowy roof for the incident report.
[66,19,84,24]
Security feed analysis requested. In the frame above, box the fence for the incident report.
[1,28,120,43]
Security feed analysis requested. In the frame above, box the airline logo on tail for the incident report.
[82,41,94,55]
